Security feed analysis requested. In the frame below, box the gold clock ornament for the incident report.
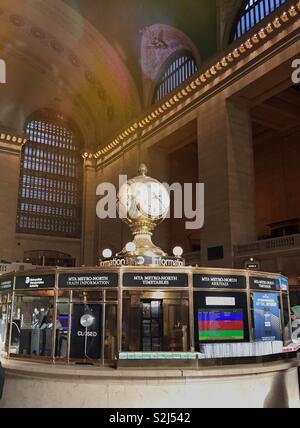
[117,164,170,257]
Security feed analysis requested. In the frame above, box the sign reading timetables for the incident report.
[123,273,188,288]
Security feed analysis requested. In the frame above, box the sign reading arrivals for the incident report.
[15,275,55,290]
[123,273,188,288]
[58,273,118,289]
[250,277,279,291]
[193,274,247,290]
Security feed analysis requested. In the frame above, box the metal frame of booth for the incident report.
[0,273,13,356]
[0,267,292,366]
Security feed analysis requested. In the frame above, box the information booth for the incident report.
[3,267,295,365]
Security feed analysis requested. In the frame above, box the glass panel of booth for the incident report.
[8,273,56,360]
[0,275,13,354]
[56,271,118,364]
[10,291,55,359]
[7,271,119,364]
[64,290,118,364]
[122,290,190,353]
[249,275,291,346]
[192,272,291,358]
[121,272,190,354]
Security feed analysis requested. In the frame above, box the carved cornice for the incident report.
[0,130,26,154]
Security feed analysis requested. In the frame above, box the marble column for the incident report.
[0,134,24,262]
[81,157,97,266]
[197,97,256,267]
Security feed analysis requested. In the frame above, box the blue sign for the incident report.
[280,277,288,292]
[253,293,281,342]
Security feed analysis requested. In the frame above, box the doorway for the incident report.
[141,300,163,352]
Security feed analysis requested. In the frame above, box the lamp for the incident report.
[125,242,137,255]
[102,249,112,259]
[173,246,183,258]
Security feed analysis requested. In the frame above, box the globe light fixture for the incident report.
[173,246,183,257]
[102,249,113,259]
[125,242,137,254]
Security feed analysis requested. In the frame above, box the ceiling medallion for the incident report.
[50,39,64,53]
[31,27,46,40]
[69,52,80,67]
[85,70,95,84]
[97,87,107,101]
[10,14,26,27]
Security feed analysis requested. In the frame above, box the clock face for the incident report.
[136,182,170,219]
[80,314,95,328]
[118,183,137,219]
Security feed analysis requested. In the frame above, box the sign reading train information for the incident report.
[58,273,118,289]
[15,275,55,290]
[123,273,188,288]
[193,274,247,290]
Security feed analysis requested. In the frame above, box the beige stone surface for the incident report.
[0,359,299,408]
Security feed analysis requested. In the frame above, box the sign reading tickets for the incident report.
[15,275,55,290]
[123,273,188,288]
[193,274,247,290]
[0,278,12,291]
[250,277,279,291]
[58,273,118,289]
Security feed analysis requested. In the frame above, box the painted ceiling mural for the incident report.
[63,0,217,91]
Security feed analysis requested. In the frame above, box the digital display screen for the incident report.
[198,309,244,341]
[58,314,69,332]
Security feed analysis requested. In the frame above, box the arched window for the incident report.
[231,0,286,41]
[153,54,198,104]
[16,111,83,238]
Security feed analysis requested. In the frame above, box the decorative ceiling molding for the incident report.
[86,0,300,165]
[0,0,141,147]
[0,128,26,154]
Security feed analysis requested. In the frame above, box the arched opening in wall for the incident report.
[152,52,198,105]
[230,0,286,42]
[234,76,300,286]
[16,110,83,239]
[23,250,76,267]
[251,83,300,242]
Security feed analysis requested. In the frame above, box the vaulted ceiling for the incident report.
[0,0,219,149]
[63,0,218,88]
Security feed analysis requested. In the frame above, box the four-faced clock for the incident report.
[136,182,170,219]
